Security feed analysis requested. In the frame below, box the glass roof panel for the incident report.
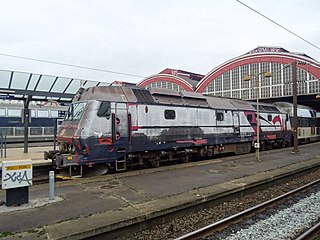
[50,77,72,92]
[0,70,105,102]
[98,82,111,86]
[35,75,57,91]
[83,80,100,88]
[11,72,31,89]
[48,97,60,101]
[64,79,82,94]
[33,96,46,100]
[59,97,72,101]
[27,74,41,90]
[0,70,11,88]
[13,94,24,98]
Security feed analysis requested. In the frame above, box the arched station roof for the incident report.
[195,47,320,93]
[137,74,194,92]
[137,68,204,92]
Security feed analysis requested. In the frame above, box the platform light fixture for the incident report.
[244,71,273,162]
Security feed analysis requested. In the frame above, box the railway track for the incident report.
[296,221,320,240]
[176,179,320,240]
[0,143,319,239]
[81,164,320,240]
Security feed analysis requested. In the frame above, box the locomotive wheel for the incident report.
[180,155,189,163]
[149,157,160,168]
[206,149,213,158]
[199,148,206,158]
[52,154,59,169]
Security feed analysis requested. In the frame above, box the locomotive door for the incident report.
[114,103,129,143]
[233,112,240,134]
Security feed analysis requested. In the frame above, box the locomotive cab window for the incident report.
[164,110,176,120]
[65,102,87,121]
[268,115,272,121]
[97,102,111,118]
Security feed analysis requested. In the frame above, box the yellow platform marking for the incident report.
[5,164,32,171]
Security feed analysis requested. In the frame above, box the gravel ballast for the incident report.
[124,169,320,240]
[213,186,320,240]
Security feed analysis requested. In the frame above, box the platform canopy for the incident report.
[0,69,111,102]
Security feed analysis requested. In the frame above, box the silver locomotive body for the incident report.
[45,86,291,175]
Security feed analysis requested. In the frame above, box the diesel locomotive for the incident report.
[44,86,293,176]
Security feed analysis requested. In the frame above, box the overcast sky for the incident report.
[0,0,319,84]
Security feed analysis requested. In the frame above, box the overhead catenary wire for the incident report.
[236,0,320,52]
[0,52,146,78]
[1,1,319,80]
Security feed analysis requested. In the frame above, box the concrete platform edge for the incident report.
[42,157,320,240]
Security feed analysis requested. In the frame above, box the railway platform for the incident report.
[0,146,51,169]
[0,143,320,239]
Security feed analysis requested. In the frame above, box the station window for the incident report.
[31,109,36,117]
[44,127,54,135]
[0,127,14,136]
[30,127,42,135]
[0,108,6,117]
[97,102,111,118]
[7,109,21,117]
[51,110,59,118]
[15,127,24,136]
[38,110,49,118]
[216,112,224,121]
[164,110,176,120]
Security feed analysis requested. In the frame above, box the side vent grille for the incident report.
[132,89,155,104]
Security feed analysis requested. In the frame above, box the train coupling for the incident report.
[52,154,77,169]
[44,150,59,160]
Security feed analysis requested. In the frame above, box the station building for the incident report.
[137,46,320,109]
[138,68,204,92]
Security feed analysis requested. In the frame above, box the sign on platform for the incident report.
[1,160,33,189]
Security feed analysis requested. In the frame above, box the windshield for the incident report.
[65,102,87,121]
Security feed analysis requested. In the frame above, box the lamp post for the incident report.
[291,62,299,153]
[244,71,272,161]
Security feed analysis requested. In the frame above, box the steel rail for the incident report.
[176,178,320,240]
[295,221,320,240]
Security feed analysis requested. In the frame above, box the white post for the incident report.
[49,171,55,200]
